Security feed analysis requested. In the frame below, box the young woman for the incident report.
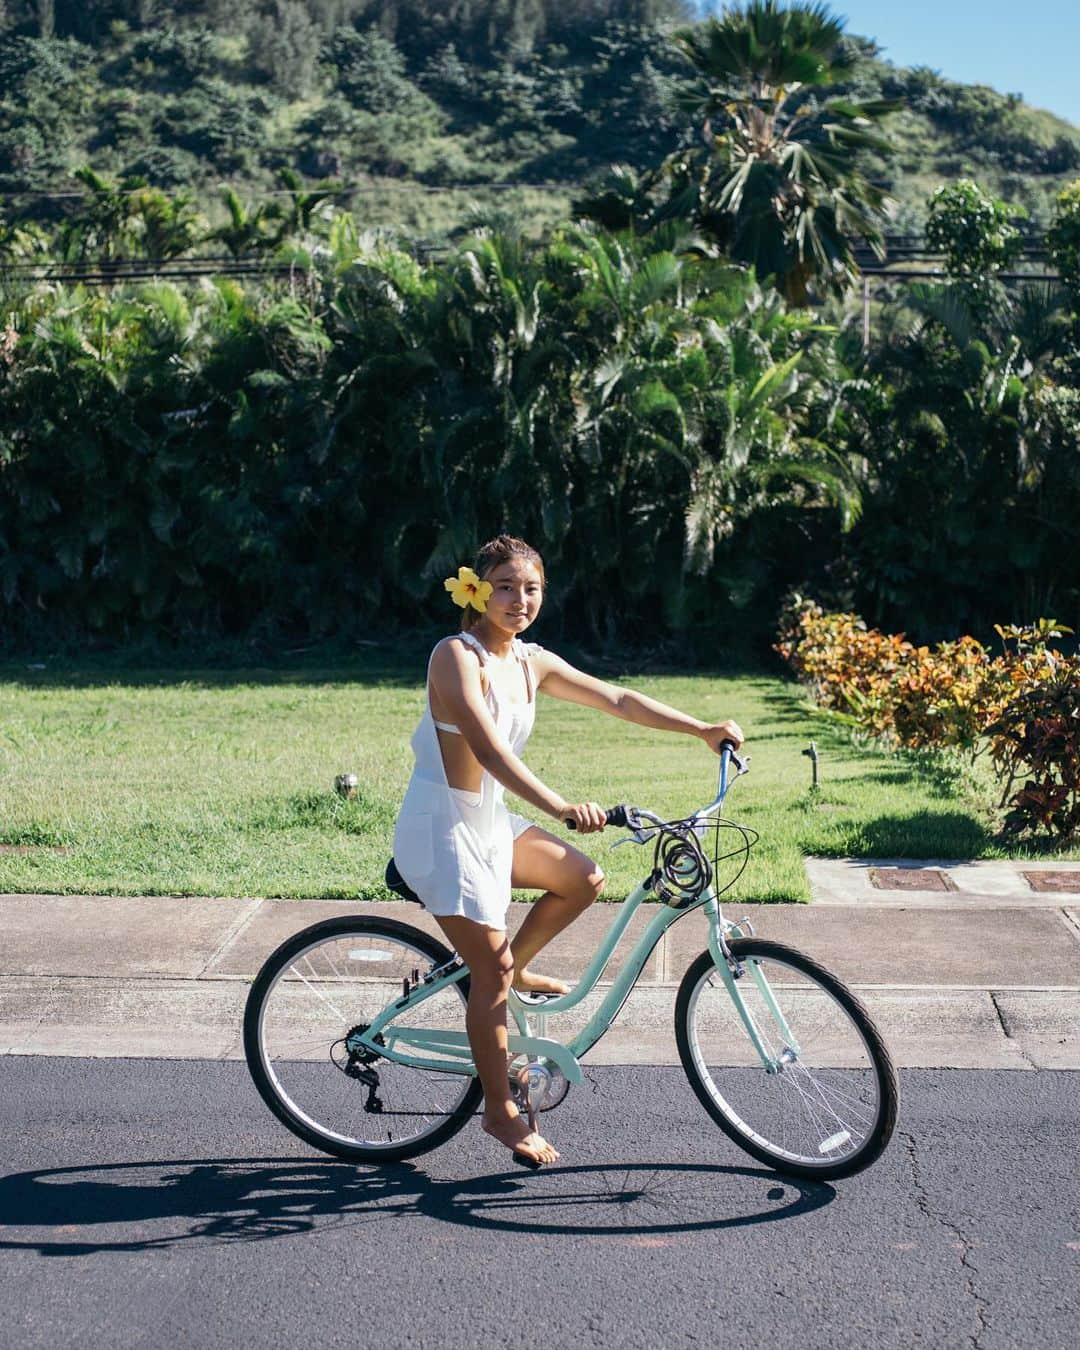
[392,535,744,1168]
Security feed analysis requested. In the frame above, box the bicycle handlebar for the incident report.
[564,804,629,831]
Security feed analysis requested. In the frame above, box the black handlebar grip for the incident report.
[565,804,629,831]
[720,738,747,773]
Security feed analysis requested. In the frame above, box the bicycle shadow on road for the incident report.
[0,1156,835,1254]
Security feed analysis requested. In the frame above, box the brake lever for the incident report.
[607,805,664,850]
[609,827,661,850]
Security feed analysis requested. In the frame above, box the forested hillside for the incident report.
[2,0,1078,241]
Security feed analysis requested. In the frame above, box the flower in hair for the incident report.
[444,566,493,613]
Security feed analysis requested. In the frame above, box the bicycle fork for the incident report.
[704,895,802,1074]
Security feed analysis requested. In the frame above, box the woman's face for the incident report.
[482,558,544,634]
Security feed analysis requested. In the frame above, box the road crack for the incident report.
[901,1129,989,1349]
[989,990,1038,1069]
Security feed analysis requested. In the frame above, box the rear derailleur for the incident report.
[336,1025,385,1114]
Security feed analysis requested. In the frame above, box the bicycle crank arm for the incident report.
[384,1027,584,1084]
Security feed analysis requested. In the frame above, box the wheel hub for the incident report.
[343,1023,383,1068]
[510,1057,571,1112]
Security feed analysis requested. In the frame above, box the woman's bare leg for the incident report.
[433,914,559,1164]
[509,828,605,995]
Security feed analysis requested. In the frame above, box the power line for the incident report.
[861,268,1059,281]
[0,180,582,201]
[0,263,308,285]
[3,257,1060,288]
[2,254,269,267]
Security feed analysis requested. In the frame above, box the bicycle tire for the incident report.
[244,914,482,1163]
[675,938,898,1180]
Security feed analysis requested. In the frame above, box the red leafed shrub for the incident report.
[777,601,1080,841]
[986,624,1080,842]
[775,596,1006,753]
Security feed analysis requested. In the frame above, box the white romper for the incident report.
[392,631,541,929]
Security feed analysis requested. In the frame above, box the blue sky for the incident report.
[701,1,1080,125]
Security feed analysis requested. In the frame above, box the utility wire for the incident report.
[0,181,581,200]
[3,262,1060,287]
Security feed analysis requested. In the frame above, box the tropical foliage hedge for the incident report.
[3,174,1080,654]
[777,601,1080,841]
[0,222,856,648]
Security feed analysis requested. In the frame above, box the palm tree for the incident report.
[127,186,204,261]
[57,168,137,263]
[667,1,897,303]
[551,225,860,631]
[209,187,282,259]
[274,168,339,241]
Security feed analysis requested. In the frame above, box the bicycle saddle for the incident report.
[384,857,423,905]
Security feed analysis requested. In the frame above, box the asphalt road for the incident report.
[0,1059,1076,1349]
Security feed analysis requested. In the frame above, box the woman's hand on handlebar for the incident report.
[559,801,608,834]
[698,719,745,755]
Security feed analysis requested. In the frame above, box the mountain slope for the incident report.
[0,3,1076,242]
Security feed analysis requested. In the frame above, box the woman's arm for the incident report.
[532,649,744,753]
[429,641,604,828]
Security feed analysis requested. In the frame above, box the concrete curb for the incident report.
[2,976,1077,1069]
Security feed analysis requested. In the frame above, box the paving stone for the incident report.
[1023,871,1080,895]
[870,867,956,892]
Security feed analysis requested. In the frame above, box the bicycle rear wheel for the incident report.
[675,939,898,1180]
[244,915,482,1162]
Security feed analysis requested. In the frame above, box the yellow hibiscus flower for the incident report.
[444,566,493,613]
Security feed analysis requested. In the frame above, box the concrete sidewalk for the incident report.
[2,858,1078,1068]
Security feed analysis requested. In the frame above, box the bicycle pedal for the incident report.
[513,990,558,1006]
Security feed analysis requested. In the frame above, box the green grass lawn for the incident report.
[1,654,1069,903]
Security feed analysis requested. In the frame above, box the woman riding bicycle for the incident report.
[392,534,744,1169]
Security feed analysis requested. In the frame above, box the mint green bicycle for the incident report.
[244,745,899,1181]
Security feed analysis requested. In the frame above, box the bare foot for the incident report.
[481,1110,560,1165]
[512,968,570,996]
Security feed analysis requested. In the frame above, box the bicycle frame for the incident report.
[357,748,793,1079]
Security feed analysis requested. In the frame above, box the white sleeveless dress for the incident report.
[392,631,542,929]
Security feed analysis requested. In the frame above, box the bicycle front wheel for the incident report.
[244,915,482,1162]
[675,939,898,1180]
